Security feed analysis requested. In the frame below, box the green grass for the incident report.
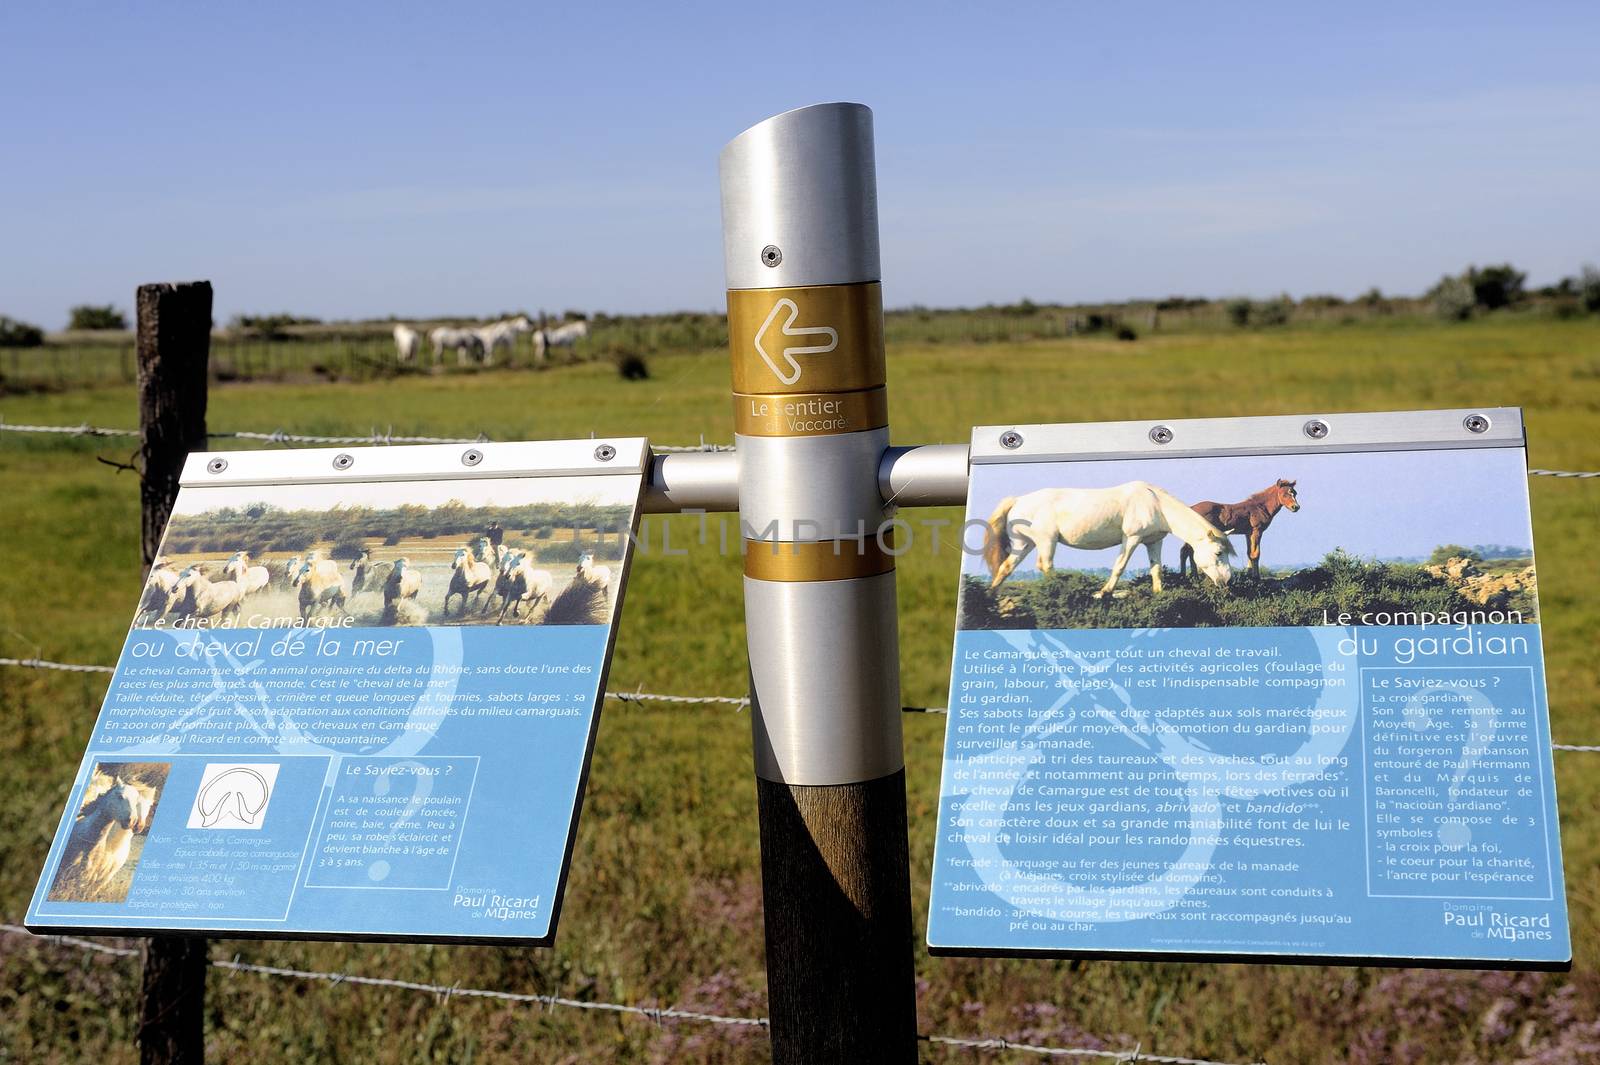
[2,315,1599,1063]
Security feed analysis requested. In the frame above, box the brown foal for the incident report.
[1179,479,1299,579]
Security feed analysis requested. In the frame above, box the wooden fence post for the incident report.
[135,280,212,1065]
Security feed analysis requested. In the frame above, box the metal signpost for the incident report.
[26,105,1576,1065]
[929,411,1570,969]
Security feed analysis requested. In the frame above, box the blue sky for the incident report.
[960,447,1536,574]
[3,3,1597,328]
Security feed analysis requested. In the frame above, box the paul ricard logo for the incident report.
[754,297,838,385]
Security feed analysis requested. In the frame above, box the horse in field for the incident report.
[983,481,1235,596]
[1179,479,1299,580]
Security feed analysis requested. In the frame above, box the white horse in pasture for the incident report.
[52,776,156,900]
[542,320,588,359]
[393,324,422,363]
[474,316,533,365]
[983,481,1235,596]
[429,327,485,366]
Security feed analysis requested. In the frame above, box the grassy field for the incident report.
[2,316,1598,1063]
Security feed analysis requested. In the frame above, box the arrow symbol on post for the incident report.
[753,298,838,386]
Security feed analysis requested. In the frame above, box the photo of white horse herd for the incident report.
[391,316,590,367]
[134,538,617,630]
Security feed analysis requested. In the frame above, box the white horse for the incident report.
[983,481,1234,596]
[393,324,422,363]
[445,547,494,617]
[428,326,485,366]
[543,320,588,356]
[223,552,271,595]
[52,776,155,900]
[474,316,532,365]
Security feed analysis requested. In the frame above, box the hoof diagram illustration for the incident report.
[753,298,838,385]
[188,763,281,830]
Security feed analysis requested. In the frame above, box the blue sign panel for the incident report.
[28,452,642,945]
[928,424,1569,968]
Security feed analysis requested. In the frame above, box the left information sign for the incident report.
[27,439,647,944]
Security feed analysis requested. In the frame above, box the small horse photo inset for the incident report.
[46,762,170,904]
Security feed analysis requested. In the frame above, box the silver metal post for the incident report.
[720,102,918,1064]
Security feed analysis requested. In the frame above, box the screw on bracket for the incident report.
[999,430,1024,450]
[206,457,228,474]
[332,453,355,471]
[594,444,617,462]
[1303,419,1330,440]
[1149,425,1174,445]
[1463,413,1491,434]
[461,448,483,467]
[761,245,782,268]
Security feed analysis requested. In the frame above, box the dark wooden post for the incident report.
[135,280,212,1065]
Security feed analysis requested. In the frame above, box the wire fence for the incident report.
[1,415,1594,1061]
[0,419,732,452]
[7,420,1600,472]
[10,657,1600,751]
[0,922,1265,1064]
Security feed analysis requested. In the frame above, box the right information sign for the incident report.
[927,408,1570,968]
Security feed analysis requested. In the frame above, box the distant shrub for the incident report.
[1114,324,1138,341]
[1466,263,1526,310]
[1255,297,1292,327]
[1154,296,1208,311]
[1301,294,1345,308]
[330,535,368,561]
[1225,298,1252,327]
[1356,287,1391,313]
[68,304,127,330]
[0,315,44,348]
[617,353,649,380]
[383,531,404,546]
[1429,276,1475,321]
[1581,264,1600,313]
[534,525,554,539]
[231,313,321,340]
[1428,544,1483,565]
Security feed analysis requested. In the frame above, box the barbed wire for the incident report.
[5,420,1600,471]
[0,419,732,452]
[6,657,1600,749]
[0,923,1262,1064]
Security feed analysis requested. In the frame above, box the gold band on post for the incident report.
[733,387,888,438]
[728,282,885,395]
[743,536,896,581]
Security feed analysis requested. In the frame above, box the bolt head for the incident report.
[1463,414,1491,434]
[760,245,782,268]
[332,453,355,471]
[1149,425,1174,445]
[206,457,228,474]
[594,444,617,462]
[1303,419,1330,440]
[461,448,484,467]
[999,430,1024,450]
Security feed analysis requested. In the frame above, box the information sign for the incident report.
[927,409,1570,968]
[28,439,646,944]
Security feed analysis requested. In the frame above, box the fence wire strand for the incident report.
[0,420,730,452]
[3,420,1597,471]
[4,657,1598,750]
[0,923,1262,1065]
